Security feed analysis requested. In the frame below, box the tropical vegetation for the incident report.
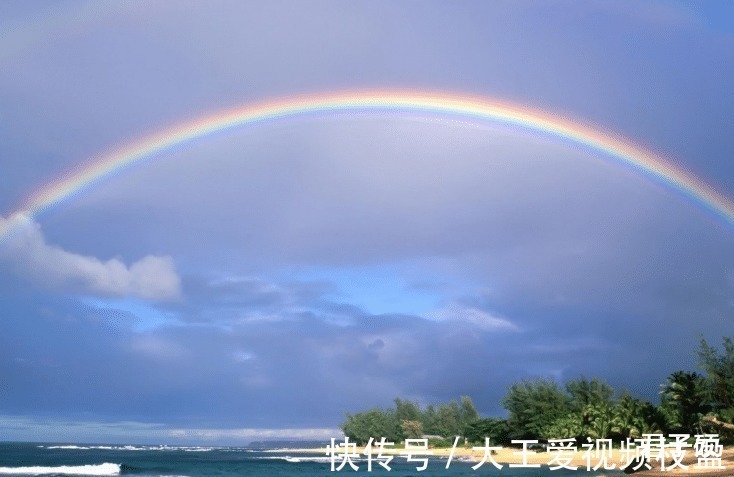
[341,335,734,445]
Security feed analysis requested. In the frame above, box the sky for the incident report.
[0,0,733,445]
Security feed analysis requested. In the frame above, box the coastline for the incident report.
[286,445,734,475]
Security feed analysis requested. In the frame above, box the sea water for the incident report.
[0,442,620,477]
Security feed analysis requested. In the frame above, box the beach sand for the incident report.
[288,444,734,475]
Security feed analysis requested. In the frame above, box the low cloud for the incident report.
[425,303,520,332]
[0,214,180,301]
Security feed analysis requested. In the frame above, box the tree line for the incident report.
[342,396,481,446]
[341,335,734,445]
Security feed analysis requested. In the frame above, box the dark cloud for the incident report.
[1,264,731,433]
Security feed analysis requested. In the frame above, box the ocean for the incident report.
[0,442,619,477]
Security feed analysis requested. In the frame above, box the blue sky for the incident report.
[0,1,733,445]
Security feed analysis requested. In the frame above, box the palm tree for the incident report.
[542,414,584,440]
[613,392,641,438]
[660,370,709,434]
[613,391,665,438]
[635,401,665,435]
[587,402,615,438]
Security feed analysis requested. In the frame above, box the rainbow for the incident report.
[2,90,734,241]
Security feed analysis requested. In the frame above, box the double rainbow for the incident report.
[2,90,733,241]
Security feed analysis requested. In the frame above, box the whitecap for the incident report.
[284,456,331,463]
[46,446,91,450]
[0,463,120,475]
[254,456,338,464]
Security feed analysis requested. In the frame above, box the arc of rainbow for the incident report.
[2,90,734,242]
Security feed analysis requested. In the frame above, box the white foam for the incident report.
[255,456,332,463]
[0,463,120,475]
[41,445,212,452]
[286,456,330,463]
[46,446,91,450]
[35,444,228,453]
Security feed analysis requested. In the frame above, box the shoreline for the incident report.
[283,445,734,475]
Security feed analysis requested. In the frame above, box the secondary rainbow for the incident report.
[3,90,734,241]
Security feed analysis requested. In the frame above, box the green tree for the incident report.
[459,395,480,433]
[342,408,398,444]
[566,376,614,411]
[613,391,656,438]
[394,398,422,422]
[435,400,462,437]
[660,370,709,433]
[421,404,440,435]
[586,401,615,438]
[698,336,734,412]
[400,419,424,439]
[464,418,510,444]
[566,376,615,438]
[542,413,584,440]
[394,398,422,439]
[635,400,666,435]
[503,378,571,439]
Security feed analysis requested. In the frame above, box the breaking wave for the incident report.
[0,463,120,475]
[41,446,218,452]
[255,455,331,463]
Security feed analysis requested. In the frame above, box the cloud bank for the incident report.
[0,215,180,301]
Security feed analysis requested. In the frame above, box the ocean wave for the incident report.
[44,446,219,452]
[0,463,120,475]
[254,456,332,463]
[46,446,92,450]
[283,456,331,463]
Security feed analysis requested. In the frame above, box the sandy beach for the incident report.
[287,444,734,475]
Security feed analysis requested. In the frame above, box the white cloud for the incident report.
[0,214,180,301]
[425,303,519,331]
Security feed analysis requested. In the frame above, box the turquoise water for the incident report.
[0,442,618,477]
